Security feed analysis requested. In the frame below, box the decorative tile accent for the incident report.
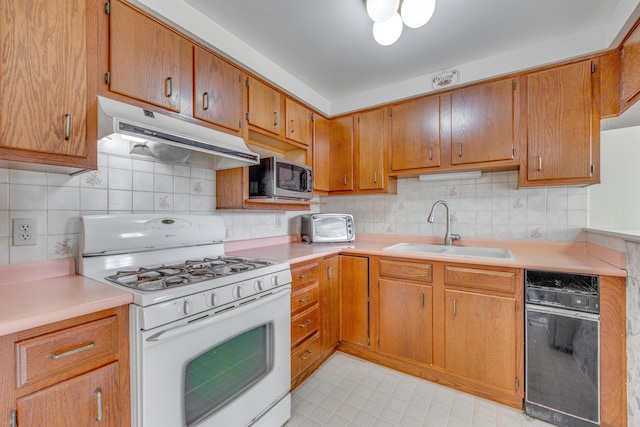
[54,237,73,256]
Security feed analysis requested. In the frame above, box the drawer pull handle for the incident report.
[299,319,312,328]
[420,293,424,309]
[298,295,312,303]
[95,388,103,422]
[202,92,209,110]
[300,350,313,360]
[49,341,95,359]
[298,273,311,278]
[165,77,173,97]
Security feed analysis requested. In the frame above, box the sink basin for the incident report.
[382,243,515,260]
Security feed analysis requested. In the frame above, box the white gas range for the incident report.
[79,214,292,427]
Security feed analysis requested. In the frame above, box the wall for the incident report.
[589,126,640,232]
[323,171,589,242]
[0,137,310,265]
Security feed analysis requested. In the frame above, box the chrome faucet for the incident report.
[427,200,460,246]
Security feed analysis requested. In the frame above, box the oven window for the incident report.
[184,323,273,426]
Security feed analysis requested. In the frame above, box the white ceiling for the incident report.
[139,0,640,118]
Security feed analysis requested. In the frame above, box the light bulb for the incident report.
[372,13,403,46]
[366,0,400,23]
[400,0,436,28]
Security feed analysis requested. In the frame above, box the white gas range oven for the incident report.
[79,214,292,427]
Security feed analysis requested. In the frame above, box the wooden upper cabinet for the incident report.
[313,115,331,193]
[0,0,97,169]
[108,0,190,113]
[286,98,312,146]
[621,22,640,105]
[390,96,441,172]
[193,46,243,133]
[450,78,516,165]
[355,108,386,191]
[247,77,282,136]
[523,60,599,185]
[329,115,355,191]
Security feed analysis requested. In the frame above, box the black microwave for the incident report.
[248,157,313,200]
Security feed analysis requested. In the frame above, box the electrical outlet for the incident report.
[12,218,37,246]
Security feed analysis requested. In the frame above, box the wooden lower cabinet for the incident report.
[340,255,370,348]
[444,289,517,393]
[321,255,341,354]
[16,363,121,427]
[0,306,130,427]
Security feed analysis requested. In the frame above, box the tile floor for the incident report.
[286,352,552,427]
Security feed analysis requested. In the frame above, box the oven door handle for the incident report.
[145,287,291,342]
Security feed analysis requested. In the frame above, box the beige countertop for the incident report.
[0,259,133,337]
[227,234,627,277]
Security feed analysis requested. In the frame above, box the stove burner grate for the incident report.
[105,256,272,291]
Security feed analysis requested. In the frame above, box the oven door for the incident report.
[132,287,291,427]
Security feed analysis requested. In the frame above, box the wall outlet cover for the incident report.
[12,218,37,246]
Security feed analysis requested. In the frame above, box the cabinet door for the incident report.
[444,290,517,393]
[390,96,441,171]
[525,60,598,183]
[286,98,312,146]
[17,363,121,427]
[193,46,244,132]
[247,78,282,136]
[0,0,90,159]
[313,115,331,192]
[621,23,640,103]
[451,79,515,165]
[340,255,369,347]
[109,0,188,112]
[321,256,340,354]
[329,116,355,191]
[378,280,432,365]
[355,108,386,191]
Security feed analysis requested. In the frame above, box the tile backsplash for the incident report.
[323,171,589,242]
[0,141,587,265]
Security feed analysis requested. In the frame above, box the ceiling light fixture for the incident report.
[367,0,436,46]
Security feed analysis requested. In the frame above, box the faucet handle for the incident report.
[450,233,461,242]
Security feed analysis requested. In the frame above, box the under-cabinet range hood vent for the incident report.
[97,96,259,169]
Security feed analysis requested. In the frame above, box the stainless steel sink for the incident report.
[382,243,515,260]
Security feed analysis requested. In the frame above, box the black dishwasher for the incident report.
[524,270,600,427]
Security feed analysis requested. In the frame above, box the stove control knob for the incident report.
[254,280,264,292]
[233,285,243,299]
[271,275,279,287]
[206,293,218,307]
[178,299,192,316]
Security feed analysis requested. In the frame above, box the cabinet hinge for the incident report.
[377,338,380,348]
[515,301,519,312]
[105,1,111,15]
[389,108,393,117]
[621,49,625,59]
[246,112,251,121]
[105,72,111,85]
[512,80,516,90]
[10,410,17,427]
[238,73,242,83]
[357,116,361,123]
[245,77,250,87]
[239,120,243,129]
[389,161,392,169]
[591,62,596,73]
[512,148,516,158]
[515,377,520,390]
[311,112,315,122]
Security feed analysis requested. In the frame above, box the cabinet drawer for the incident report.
[291,305,320,347]
[15,316,119,390]
[444,265,517,293]
[379,258,433,283]
[291,284,320,313]
[291,261,320,291]
[291,332,321,379]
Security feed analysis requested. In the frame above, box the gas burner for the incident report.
[105,256,273,291]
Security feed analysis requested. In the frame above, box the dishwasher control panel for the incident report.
[525,269,599,314]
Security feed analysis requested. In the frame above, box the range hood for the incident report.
[97,96,259,169]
